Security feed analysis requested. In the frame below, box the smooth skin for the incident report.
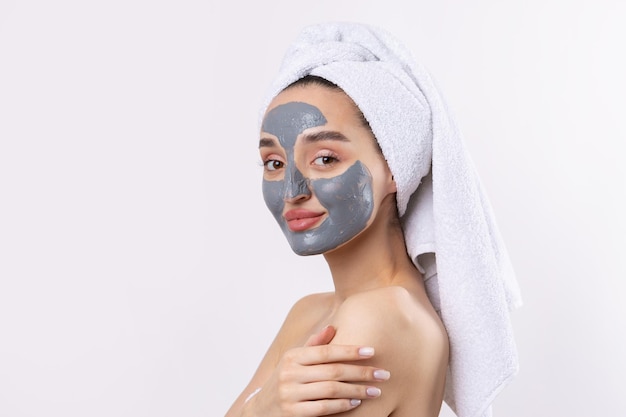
[225,84,449,417]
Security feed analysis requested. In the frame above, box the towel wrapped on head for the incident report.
[260,22,522,417]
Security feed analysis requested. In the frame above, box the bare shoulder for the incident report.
[288,291,334,316]
[335,286,447,349]
[330,286,449,417]
[272,291,335,347]
[282,291,334,328]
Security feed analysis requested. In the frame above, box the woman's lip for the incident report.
[284,209,324,221]
[284,209,325,232]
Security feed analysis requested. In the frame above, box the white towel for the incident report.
[259,22,522,417]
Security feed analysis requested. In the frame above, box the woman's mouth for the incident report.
[284,209,325,232]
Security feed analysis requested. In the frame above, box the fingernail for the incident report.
[358,347,375,357]
[373,369,391,380]
[366,387,381,397]
[350,399,362,407]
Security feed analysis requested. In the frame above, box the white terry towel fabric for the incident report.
[259,22,523,417]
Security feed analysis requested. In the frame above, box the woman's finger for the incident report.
[292,344,375,366]
[291,398,363,417]
[296,363,391,384]
[304,325,336,347]
[294,380,382,402]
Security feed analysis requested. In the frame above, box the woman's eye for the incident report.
[264,160,284,171]
[313,155,337,166]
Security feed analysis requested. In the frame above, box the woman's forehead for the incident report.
[261,101,327,149]
[265,84,357,120]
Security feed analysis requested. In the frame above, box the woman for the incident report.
[226,22,521,417]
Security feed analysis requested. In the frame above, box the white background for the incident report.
[1,1,625,416]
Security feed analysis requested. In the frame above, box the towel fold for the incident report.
[260,22,522,417]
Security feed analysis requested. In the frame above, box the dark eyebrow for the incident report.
[301,130,350,143]
[259,137,278,148]
[259,131,348,148]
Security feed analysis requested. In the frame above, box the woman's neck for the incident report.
[323,216,423,301]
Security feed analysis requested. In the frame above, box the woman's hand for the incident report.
[242,325,390,417]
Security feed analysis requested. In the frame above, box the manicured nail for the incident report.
[350,399,362,407]
[373,369,391,380]
[366,387,381,397]
[358,347,375,357]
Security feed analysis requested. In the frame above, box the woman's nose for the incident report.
[283,167,311,202]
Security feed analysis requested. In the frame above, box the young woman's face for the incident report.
[259,84,396,255]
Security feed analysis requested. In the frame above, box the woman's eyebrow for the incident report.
[301,131,349,143]
[259,137,278,148]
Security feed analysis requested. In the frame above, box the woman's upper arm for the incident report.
[225,293,327,417]
[224,322,283,417]
[329,288,449,417]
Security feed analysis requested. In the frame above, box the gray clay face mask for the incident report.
[262,101,374,255]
